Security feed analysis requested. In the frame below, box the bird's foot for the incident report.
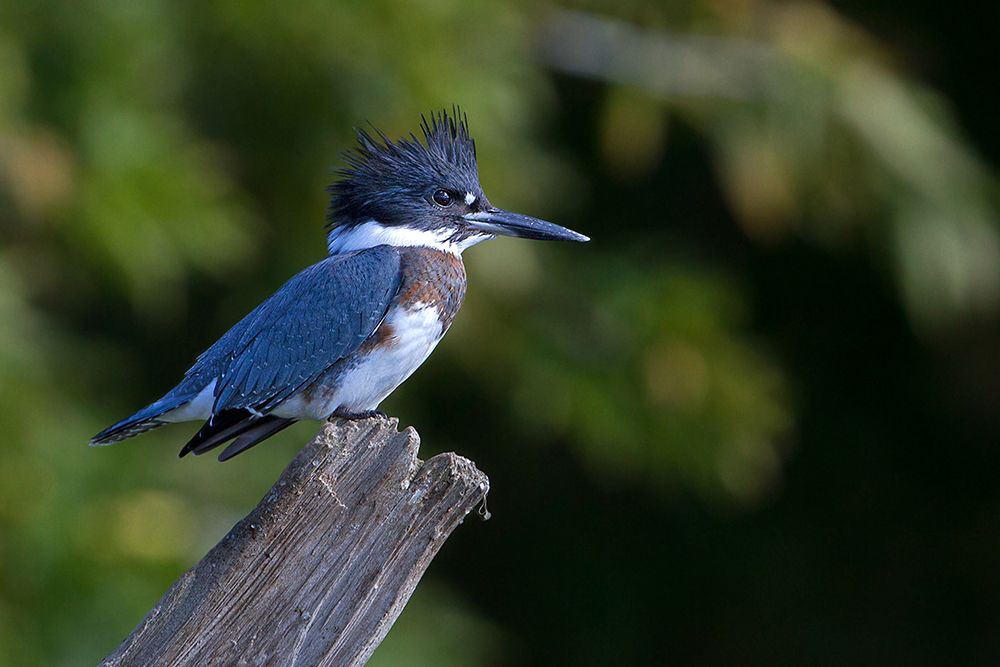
[330,409,387,421]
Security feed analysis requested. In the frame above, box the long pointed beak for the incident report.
[463,208,590,242]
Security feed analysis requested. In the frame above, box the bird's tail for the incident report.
[177,410,296,461]
[89,394,191,446]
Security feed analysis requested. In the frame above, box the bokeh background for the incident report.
[2,1,999,665]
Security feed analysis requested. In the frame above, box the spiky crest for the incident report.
[327,108,480,232]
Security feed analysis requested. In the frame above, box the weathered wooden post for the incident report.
[101,416,489,667]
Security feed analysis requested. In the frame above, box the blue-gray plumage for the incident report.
[91,109,588,460]
[204,247,401,415]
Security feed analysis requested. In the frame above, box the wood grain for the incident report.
[101,416,489,667]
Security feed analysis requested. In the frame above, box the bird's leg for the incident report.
[330,409,387,421]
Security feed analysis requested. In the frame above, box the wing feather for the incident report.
[181,246,402,416]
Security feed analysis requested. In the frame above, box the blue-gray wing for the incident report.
[183,245,402,416]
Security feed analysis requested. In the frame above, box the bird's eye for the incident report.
[432,189,453,207]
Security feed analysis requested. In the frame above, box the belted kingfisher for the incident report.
[91,110,588,461]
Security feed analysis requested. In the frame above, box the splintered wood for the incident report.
[101,416,489,667]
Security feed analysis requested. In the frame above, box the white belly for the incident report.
[274,302,445,419]
[161,380,216,422]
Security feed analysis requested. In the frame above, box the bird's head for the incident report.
[326,109,589,255]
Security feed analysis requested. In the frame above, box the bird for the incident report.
[90,109,589,461]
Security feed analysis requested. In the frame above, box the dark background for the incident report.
[1,1,998,665]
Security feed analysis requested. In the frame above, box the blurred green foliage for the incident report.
[1,1,998,665]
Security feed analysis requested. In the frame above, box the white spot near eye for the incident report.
[465,192,476,206]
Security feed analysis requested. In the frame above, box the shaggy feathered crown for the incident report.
[327,109,480,230]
